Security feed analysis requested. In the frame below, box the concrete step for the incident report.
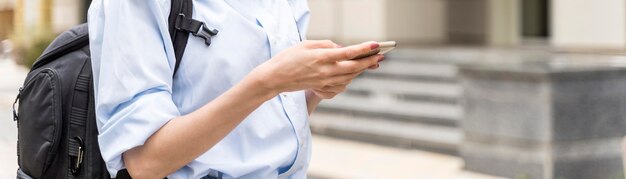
[347,78,460,104]
[317,94,461,127]
[309,112,462,155]
[365,60,458,83]
[385,48,478,64]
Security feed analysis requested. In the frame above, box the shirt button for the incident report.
[282,94,288,98]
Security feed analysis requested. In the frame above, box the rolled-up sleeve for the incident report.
[87,0,177,177]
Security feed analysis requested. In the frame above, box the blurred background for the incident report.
[1,0,626,178]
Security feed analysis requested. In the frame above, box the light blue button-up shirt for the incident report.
[88,0,311,178]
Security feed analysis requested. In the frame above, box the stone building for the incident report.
[4,0,622,52]
[308,0,626,51]
[307,0,626,178]
[0,0,15,39]
[0,0,89,40]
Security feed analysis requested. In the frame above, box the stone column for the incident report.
[52,0,82,32]
[38,0,52,36]
[13,0,24,34]
[459,54,626,179]
[307,0,446,45]
[485,0,519,46]
[623,137,626,175]
[447,0,519,46]
[552,0,626,50]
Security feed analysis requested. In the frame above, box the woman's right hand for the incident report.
[250,40,384,95]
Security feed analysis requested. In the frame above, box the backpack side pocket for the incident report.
[17,69,63,178]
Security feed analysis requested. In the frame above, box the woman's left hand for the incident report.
[307,59,381,99]
[305,63,381,115]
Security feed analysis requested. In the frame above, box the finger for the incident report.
[368,63,380,70]
[302,40,339,49]
[312,90,337,99]
[321,41,378,62]
[350,49,380,61]
[323,71,362,86]
[319,84,348,93]
[333,54,384,75]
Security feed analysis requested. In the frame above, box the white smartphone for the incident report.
[351,41,397,60]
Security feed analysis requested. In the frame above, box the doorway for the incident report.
[521,0,550,45]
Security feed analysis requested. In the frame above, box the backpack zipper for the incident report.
[12,87,22,121]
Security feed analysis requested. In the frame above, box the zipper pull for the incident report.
[13,87,22,121]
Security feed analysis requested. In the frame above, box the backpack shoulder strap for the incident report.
[167,0,218,77]
[168,0,190,77]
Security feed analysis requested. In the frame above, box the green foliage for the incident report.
[611,171,624,179]
[515,173,529,179]
[25,35,54,68]
[10,31,56,69]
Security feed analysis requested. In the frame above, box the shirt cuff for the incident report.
[96,90,180,177]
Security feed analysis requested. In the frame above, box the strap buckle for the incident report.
[175,13,186,31]
[175,13,219,46]
[70,136,84,175]
[192,23,219,46]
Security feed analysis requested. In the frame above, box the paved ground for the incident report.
[0,58,26,178]
[0,58,501,179]
[308,135,502,179]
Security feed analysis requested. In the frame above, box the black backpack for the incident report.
[12,0,217,178]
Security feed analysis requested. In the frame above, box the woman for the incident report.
[88,0,384,178]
